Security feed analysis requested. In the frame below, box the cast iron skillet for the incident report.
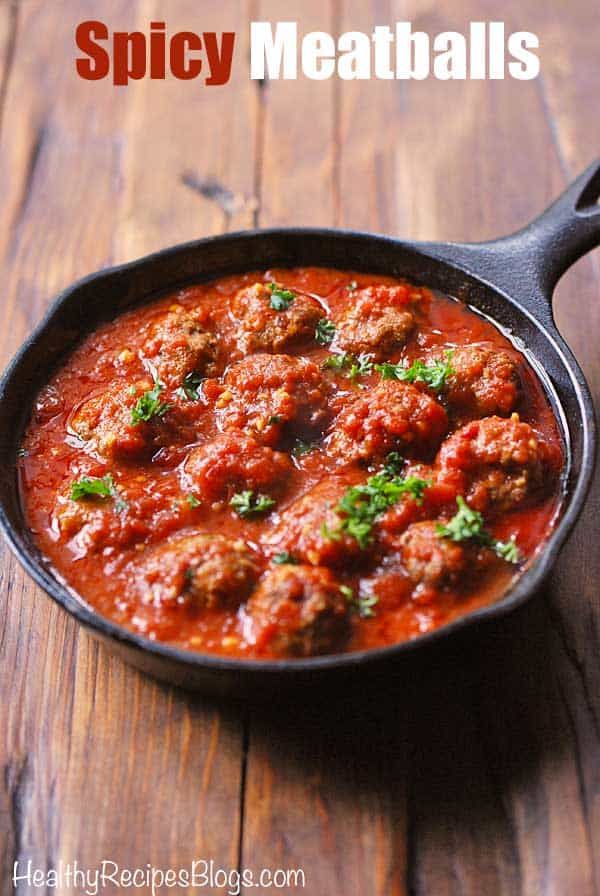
[1,161,600,698]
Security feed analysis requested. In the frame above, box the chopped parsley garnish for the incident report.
[273,552,298,565]
[375,351,454,392]
[340,585,379,618]
[322,351,374,381]
[230,490,276,518]
[348,353,374,382]
[267,415,283,426]
[436,496,521,564]
[186,493,201,508]
[292,439,317,457]
[323,468,431,549]
[315,318,336,345]
[322,352,351,372]
[383,451,403,476]
[70,474,128,512]
[436,496,484,542]
[268,282,296,311]
[176,371,204,401]
[131,381,171,424]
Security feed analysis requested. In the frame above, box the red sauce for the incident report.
[19,268,564,659]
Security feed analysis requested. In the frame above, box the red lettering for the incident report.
[204,32,235,85]
[75,21,109,80]
[149,21,167,79]
[170,32,203,80]
[113,31,146,86]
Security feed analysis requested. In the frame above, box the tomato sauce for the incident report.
[19,267,564,659]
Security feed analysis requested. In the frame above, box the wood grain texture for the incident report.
[1,1,599,895]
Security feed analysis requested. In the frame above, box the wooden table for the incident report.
[1,2,599,893]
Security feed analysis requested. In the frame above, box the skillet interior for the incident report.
[0,229,592,697]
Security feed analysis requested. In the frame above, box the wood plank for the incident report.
[0,0,254,885]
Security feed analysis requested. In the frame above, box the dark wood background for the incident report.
[1,2,599,894]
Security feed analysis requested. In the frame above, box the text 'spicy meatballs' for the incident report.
[132,533,259,610]
[398,520,470,589]
[327,381,448,463]
[263,472,367,568]
[232,282,323,354]
[142,306,217,387]
[438,344,520,418]
[70,381,196,462]
[182,432,293,504]
[208,353,331,447]
[436,414,553,513]
[246,565,350,657]
[332,284,418,360]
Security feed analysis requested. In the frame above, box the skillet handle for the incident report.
[420,157,600,307]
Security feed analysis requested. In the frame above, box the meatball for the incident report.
[209,353,331,447]
[436,414,551,512]
[54,489,149,556]
[132,533,259,610]
[142,306,217,387]
[70,381,195,462]
[398,520,469,589]
[327,381,447,463]
[232,282,323,353]
[440,344,520,417]
[182,433,293,503]
[264,472,367,568]
[246,565,350,657]
[332,285,416,360]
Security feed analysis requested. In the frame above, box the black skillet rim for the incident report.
[0,227,596,676]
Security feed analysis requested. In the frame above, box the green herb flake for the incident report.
[494,536,521,564]
[268,282,296,311]
[230,490,276,518]
[375,350,454,392]
[131,381,171,425]
[340,585,379,618]
[273,552,298,565]
[267,415,283,426]
[435,496,485,542]
[70,474,128,513]
[175,371,204,401]
[436,496,521,564]
[70,475,113,501]
[323,468,431,550]
[383,451,403,476]
[315,318,336,345]
[348,353,374,382]
[322,351,374,381]
[322,352,351,372]
[292,439,317,457]
[186,494,201,508]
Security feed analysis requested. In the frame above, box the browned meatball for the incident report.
[232,282,323,354]
[246,565,350,657]
[327,381,447,463]
[264,472,366,568]
[142,306,217,387]
[182,433,293,503]
[208,353,331,447]
[398,520,469,589]
[436,414,552,513]
[132,533,259,609]
[333,285,416,360]
[70,381,196,462]
[439,344,520,417]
